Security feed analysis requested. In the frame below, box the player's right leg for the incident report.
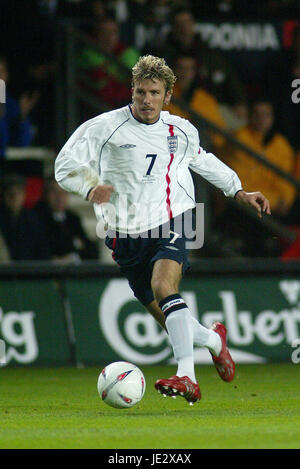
[151,258,201,404]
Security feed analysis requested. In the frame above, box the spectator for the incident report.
[152,8,247,113]
[0,174,50,260]
[0,58,38,158]
[264,25,300,155]
[1,1,87,146]
[227,100,296,220]
[262,25,300,228]
[77,17,140,109]
[214,100,296,257]
[166,55,227,151]
[35,178,98,262]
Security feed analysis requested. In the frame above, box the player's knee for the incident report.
[151,278,177,303]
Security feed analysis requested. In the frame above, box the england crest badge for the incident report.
[167,135,178,153]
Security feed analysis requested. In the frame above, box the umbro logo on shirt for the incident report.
[119,144,137,149]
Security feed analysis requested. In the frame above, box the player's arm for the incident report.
[86,185,114,204]
[234,190,271,218]
[189,145,271,218]
[189,145,242,198]
[55,123,114,203]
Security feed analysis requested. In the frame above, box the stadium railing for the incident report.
[1,258,300,277]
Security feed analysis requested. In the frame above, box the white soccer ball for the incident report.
[97,361,146,409]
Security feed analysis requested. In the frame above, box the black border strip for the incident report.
[0,259,299,279]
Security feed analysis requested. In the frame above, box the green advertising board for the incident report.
[0,279,70,366]
[66,276,300,366]
[1,273,300,366]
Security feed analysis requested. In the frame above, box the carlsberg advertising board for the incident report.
[1,276,300,366]
[0,279,70,366]
[67,277,300,365]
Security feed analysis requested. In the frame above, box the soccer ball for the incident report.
[97,361,146,409]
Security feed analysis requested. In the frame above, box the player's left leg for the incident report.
[146,298,235,383]
[146,298,220,354]
[150,259,234,397]
[151,258,222,367]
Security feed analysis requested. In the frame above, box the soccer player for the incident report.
[55,55,271,405]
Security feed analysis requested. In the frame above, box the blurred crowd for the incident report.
[1,0,300,261]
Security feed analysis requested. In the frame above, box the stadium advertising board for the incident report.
[1,275,299,366]
[0,280,70,366]
[132,19,300,84]
[134,20,299,53]
[69,277,300,365]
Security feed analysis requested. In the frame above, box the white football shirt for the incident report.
[55,105,242,233]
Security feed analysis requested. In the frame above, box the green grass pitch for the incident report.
[0,363,299,449]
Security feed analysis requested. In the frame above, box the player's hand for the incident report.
[235,190,271,218]
[88,184,114,204]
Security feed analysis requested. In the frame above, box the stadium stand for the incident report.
[1,0,300,261]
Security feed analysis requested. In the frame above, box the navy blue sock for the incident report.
[159,294,188,319]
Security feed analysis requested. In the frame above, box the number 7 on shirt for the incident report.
[145,154,157,175]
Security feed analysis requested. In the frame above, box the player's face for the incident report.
[131,78,171,124]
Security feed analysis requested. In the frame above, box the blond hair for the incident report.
[132,55,176,94]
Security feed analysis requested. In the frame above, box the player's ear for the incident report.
[131,87,136,104]
[164,90,172,106]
